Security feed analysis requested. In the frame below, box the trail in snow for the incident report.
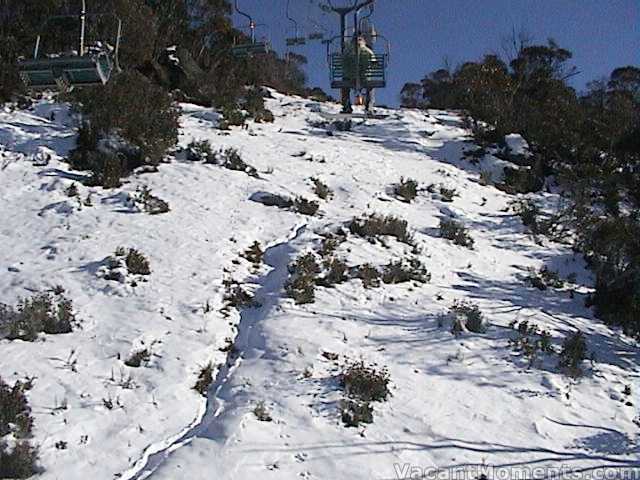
[124,224,308,480]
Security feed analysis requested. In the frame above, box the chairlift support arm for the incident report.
[234,0,256,42]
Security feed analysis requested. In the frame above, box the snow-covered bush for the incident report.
[349,214,413,245]
[439,218,474,249]
[124,349,151,368]
[0,292,77,341]
[439,186,458,203]
[381,259,430,284]
[293,197,320,216]
[241,241,264,267]
[253,401,273,422]
[311,177,333,200]
[393,177,418,203]
[318,258,349,287]
[340,399,373,427]
[125,249,151,276]
[186,139,215,163]
[224,282,257,309]
[286,252,321,304]
[193,362,214,396]
[355,264,381,289]
[0,377,38,479]
[558,331,589,377]
[341,361,390,403]
[133,186,170,215]
[72,71,179,167]
[508,320,554,367]
[526,266,564,291]
[218,148,259,178]
[450,300,485,334]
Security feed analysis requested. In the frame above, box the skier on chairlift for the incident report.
[342,34,376,113]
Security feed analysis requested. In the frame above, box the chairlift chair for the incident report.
[326,33,389,90]
[285,0,307,47]
[231,0,270,58]
[18,2,122,91]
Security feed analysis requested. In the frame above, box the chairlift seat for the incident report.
[231,41,269,58]
[19,51,114,90]
[286,37,306,47]
[330,52,386,89]
[308,32,325,41]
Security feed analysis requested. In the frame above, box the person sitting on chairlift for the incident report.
[342,35,376,114]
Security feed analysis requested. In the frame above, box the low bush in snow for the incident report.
[355,264,381,288]
[558,330,589,377]
[317,258,349,287]
[311,177,333,200]
[508,320,554,368]
[511,199,548,235]
[218,106,246,130]
[241,241,264,267]
[124,348,151,368]
[193,362,214,396]
[439,218,474,249]
[218,148,259,178]
[133,186,170,215]
[285,252,321,305]
[381,259,431,284]
[349,214,413,245]
[224,282,258,309]
[186,139,215,163]
[526,266,564,290]
[293,197,320,216]
[439,186,458,202]
[253,401,273,422]
[125,249,151,276]
[0,376,38,479]
[450,300,485,334]
[340,399,373,427]
[0,292,77,341]
[393,178,419,203]
[341,361,390,403]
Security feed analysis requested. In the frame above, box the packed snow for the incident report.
[0,92,638,480]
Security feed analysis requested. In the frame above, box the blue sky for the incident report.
[233,0,639,106]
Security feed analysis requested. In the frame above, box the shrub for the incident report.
[311,178,333,200]
[439,186,458,202]
[294,197,320,216]
[450,300,485,333]
[124,349,151,368]
[393,178,418,203]
[286,253,321,304]
[318,258,349,287]
[186,139,215,163]
[242,241,264,266]
[253,401,273,422]
[508,321,554,367]
[440,218,474,248]
[341,361,390,402]
[355,264,381,288]
[558,330,588,376]
[498,166,544,194]
[72,70,179,167]
[224,283,257,309]
[0,292,77,341]
[0,441,39,479]
[349,214,413,245]
[340,399,373,427]
[218,148,259,178]
[193,362,214,396]
[125,249,151,276]
[65,183,79,197]
[381,259,431,284]
[0,377,38,479]
[511,199,548,235]
[527,266,564,290]
[134,186,170,215]
[219,106,246,130]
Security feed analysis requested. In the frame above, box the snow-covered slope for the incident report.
[1,93,638,480]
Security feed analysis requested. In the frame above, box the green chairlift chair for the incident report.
[18,3,122,91]
[231,0,270,58]
[327,34,389,91]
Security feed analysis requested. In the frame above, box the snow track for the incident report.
[124,223,308,480]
